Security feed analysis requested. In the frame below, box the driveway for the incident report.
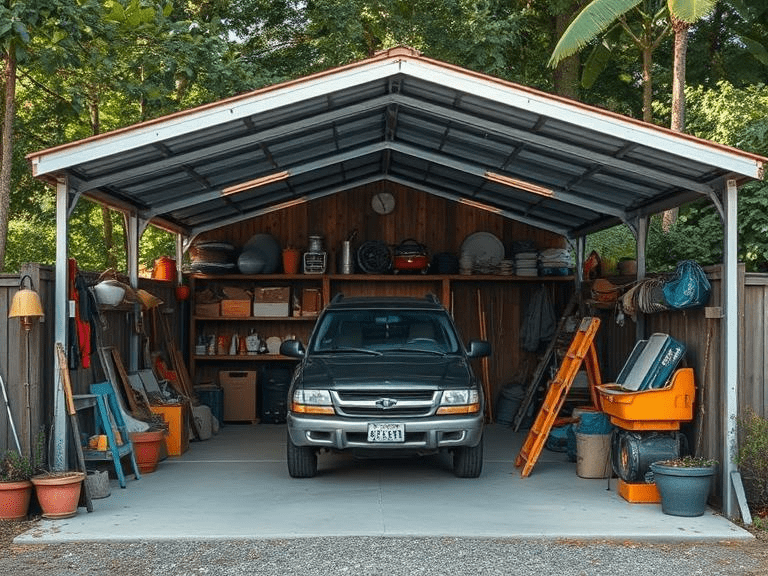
[15,424,751,543]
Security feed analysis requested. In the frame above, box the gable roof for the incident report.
[27,46,766,240]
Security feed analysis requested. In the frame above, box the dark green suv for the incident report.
[280,294,490,478]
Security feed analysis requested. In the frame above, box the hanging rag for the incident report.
[68,259,92,369]
[521,285,556,352]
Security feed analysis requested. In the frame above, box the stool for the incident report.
[76,381,141,488]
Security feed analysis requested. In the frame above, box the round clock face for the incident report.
[372,192,395,215]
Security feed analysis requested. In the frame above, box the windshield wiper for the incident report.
[385,347,446,357]
[330,347,383,356]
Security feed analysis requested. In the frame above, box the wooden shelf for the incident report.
[193,315,317,321]
[193,354,297,362]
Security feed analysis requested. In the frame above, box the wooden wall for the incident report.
[199,182,566,262]
[195,182,571,408]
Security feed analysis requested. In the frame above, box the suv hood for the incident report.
[298,355,472,390]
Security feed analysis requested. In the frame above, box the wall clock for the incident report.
[371,192,395,215]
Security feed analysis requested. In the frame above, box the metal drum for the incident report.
[612,430,687,483]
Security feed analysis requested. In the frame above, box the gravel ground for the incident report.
[3,520,768,576]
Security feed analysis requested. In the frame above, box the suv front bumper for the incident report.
[287,413,484,451]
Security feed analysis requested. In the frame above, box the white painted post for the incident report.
[723,179,739,519]
[635,216,648,342]
[52,179,69,471]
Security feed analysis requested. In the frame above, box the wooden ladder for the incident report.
[514,316,601,478]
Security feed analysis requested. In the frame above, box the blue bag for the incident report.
[662,260,711,310]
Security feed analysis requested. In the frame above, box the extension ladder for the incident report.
[515,316,601,477]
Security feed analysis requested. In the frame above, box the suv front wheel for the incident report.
[287,434,318,478]
[453,436,483,478]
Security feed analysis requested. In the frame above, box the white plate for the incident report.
[460,232,505,266]
[367,423,405,443]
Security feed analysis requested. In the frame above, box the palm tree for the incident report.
[550,0,716,128]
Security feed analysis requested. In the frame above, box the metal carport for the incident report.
[26,46,766,519]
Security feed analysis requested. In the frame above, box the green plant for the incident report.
[0,450,34,483]
[737,408,768,510]
[658,455,718,468]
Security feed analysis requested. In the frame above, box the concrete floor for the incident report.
[16,424,751,544]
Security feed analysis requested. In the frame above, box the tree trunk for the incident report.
[641,44,653,123]
[89,96,118,269]
[663,17,690,231]
[0,49,17,272]
[552,5,582,100]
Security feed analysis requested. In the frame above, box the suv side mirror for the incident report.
[280,339,305,358]
[466,339,491,358]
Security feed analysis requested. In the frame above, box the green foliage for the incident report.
[585,225,636,263]
[737,408,768,510]
[0,450,34,482]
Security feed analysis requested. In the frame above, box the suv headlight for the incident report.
[436,389,480,415]
[291,389,335,415]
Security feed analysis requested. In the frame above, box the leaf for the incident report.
[667,0,717,24]
[740,35,768,67]
[549,0,642,67]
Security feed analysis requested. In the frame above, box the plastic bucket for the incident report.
[576,433,612,478]
[152,257,176,281]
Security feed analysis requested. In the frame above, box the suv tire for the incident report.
[453,435,483,478]
[287,433,318,478]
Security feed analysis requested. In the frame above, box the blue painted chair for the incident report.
[78,381,141,488]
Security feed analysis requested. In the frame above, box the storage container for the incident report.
[195,302,220,317]
[253,286,290,317]
[195,385,224,426]
[149,403,190,456]
[219,370,257,422]
[597,368,695,430]
[616,333,685,391]
[221,299,251,317]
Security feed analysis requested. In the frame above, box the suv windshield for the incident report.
[310,309,460,354]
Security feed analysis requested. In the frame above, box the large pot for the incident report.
[393,239,429,274]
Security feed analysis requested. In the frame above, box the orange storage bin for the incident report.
[597,367,695,431]
[150,404,190,456]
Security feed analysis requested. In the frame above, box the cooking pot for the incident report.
[393,239,429,274]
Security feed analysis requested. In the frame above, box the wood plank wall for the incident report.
[195,182,571,407]
[0,264,180,459]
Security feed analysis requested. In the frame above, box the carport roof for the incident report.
[27,46,766,241]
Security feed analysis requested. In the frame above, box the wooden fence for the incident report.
[1,262,766,509]
[0,263,180,461]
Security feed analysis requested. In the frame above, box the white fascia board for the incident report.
[30,59,406,178]
[398,60,765,180]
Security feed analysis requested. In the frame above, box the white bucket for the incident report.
[576,433,612,479]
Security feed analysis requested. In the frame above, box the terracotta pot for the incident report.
[175,284,190,301]
[131,430,166,474]
[282,248,301,275]
[0,480,33,520]
[31,472,85,519]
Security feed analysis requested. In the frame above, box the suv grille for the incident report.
[332,390,439,418]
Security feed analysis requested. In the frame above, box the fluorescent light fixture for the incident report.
[485,172,553,197]
[221,170,290,196]
[458,197,503,215]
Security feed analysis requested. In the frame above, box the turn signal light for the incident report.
[436,403,480,415]
[291,402,335,415]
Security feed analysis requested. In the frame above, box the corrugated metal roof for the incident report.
[27,46,766,241]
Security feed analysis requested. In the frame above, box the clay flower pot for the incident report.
[31,471,85,519]
[131,430,166,474]
[0,480,33,520]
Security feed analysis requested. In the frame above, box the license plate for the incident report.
[367,423,405,443]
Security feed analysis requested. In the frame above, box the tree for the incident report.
[549,0,715,125]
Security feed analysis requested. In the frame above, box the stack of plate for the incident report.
[539,248,572,276]
[515,251,539,277]
[459,232,504,275]
[499,259,515,275]
[190,241,237,274]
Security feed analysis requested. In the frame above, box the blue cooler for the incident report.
[616,333,685,391]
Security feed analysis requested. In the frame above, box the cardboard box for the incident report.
[221,299,251,317]
[195,302,220,317]
[301,288,322,317]
[219,370,258,422]
[253,286,290,317]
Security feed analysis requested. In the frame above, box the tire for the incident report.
[287,433,318,478]
[453,436,483,478]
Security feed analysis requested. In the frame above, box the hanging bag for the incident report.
[662,260,711,309]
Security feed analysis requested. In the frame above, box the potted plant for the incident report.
[0,450,35,520]
[736,408,768,513]
[27,428,85,519]
[650,455,717,517]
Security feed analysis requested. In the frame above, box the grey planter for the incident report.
[650,461,716,517]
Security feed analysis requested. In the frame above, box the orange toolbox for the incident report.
[596,368,695,431]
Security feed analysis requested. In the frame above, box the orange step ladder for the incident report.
[515,316,601,477]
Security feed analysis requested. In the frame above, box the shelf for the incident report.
[193,354,297,362]
[193,315,317,321]
[189,272,574,282]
